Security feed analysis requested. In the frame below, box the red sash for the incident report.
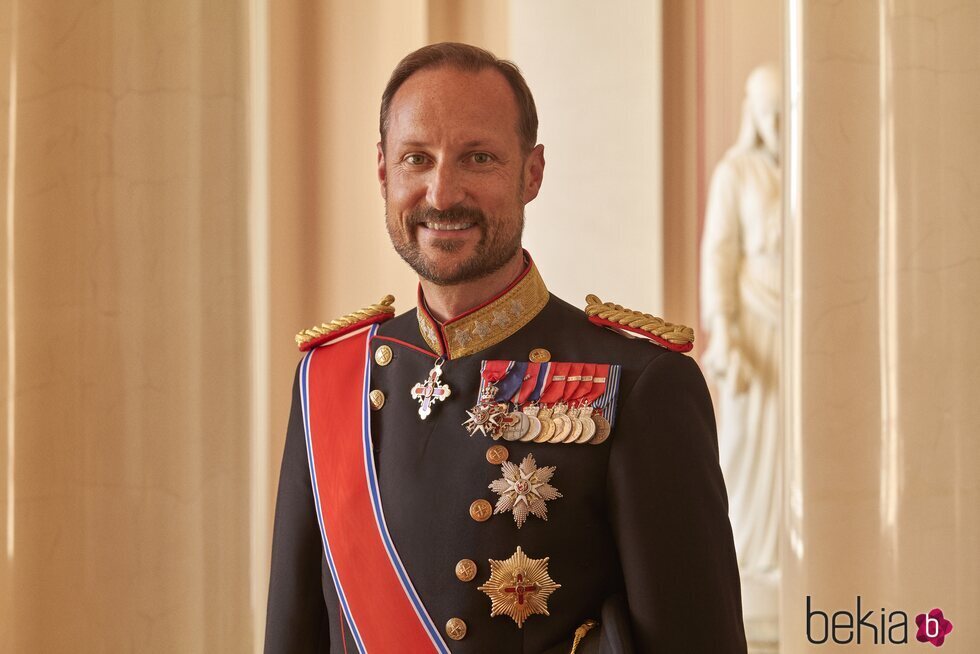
[300,324,449,653]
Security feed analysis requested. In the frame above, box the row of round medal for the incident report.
[501,400,611,445]
[462,360,618,446]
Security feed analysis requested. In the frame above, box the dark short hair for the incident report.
[380,42,538,154]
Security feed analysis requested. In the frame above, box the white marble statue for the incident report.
[700,64,782,645]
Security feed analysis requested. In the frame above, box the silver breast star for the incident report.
[488,454,562,528]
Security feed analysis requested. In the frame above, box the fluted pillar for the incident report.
[0,1,258,650]
[782,0,979,650]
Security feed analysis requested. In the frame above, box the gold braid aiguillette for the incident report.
[584,294,694,346]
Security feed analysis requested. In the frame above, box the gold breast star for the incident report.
[488,453,562,528]
[478,546,560,628]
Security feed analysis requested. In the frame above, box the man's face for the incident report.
[378,66,544,286]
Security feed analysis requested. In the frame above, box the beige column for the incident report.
[782,0,979,650]
[0,1,258,650]
[428,0,509,56]
[661,0,699,328]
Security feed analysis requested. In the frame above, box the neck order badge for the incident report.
[301,324,450,653]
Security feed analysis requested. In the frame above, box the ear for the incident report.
[377,142,387,200]
[521,144,545,204]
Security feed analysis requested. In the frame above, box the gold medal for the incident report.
[548,403,573,443]
[478,547,561,628]
[589,413,612,445]
[519,404,542,442]
[533,406,556,443]
[574,406,597,443]
[520,414,542,442]
[564,407,584,443]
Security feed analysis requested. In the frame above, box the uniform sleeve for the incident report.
[606,352,746,653]
[264,364,330,653]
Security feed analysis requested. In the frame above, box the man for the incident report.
[266,42,746,653]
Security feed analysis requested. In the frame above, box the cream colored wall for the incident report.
[429,0,510,56]
[782,0,980,649]
[510,0,664,315]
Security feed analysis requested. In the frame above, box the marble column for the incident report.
[0,1,258,650]
[782,0,979,650]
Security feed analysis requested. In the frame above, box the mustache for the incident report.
[407,205,487,227]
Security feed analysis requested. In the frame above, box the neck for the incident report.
[420,251,525,323]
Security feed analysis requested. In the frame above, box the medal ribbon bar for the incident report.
[472,360,624,444]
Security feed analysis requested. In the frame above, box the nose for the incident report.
[426,161,465,210]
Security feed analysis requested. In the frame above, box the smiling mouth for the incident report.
[421,222,476,231]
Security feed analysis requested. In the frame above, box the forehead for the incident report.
[387,66,521,148]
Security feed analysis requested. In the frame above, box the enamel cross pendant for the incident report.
[410,358,452,419]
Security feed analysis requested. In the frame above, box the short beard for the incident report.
[387,204,524,286]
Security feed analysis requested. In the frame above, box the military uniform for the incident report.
[265,260,747,653]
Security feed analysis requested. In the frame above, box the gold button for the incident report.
[469,499,493,522]
[374,345,393,366]
[455,558,477,582]
[485,444,509,465]
[369,389,385,410]
[445,617,467,641]
[529,347,551,363]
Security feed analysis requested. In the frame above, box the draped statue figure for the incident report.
[700,64,782,646]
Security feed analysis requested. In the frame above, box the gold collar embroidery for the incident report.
[416,260,550,360]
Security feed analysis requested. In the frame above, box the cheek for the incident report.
[386,176,426,212]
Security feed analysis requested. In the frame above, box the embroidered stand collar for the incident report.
[416,256,550,360]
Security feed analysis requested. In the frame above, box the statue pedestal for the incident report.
[743,571,779,651]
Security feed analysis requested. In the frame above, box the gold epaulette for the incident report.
[584,294,695,353]
[295,295,395,351]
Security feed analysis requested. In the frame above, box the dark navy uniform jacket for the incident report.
[265,262,746,653]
